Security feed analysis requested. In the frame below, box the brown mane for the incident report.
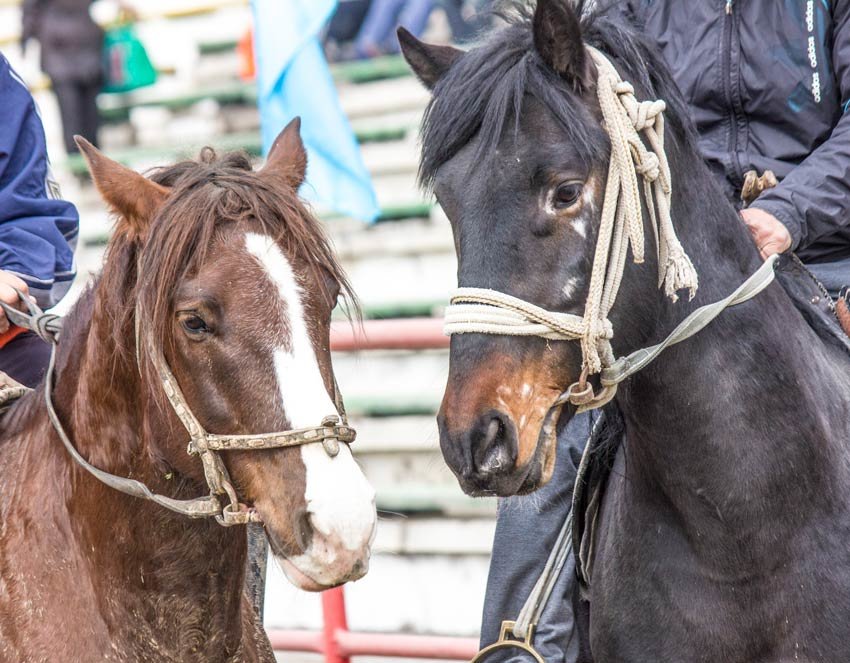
[95,148,356,370]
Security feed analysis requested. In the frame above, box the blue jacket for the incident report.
[0,53,78,307]
[623,0,850,263]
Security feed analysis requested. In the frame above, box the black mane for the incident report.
[418,1,698,188]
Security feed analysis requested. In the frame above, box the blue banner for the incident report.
[252,0,379,222]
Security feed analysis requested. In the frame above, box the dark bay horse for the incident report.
[401,1,850,660]
[0,120,376,662]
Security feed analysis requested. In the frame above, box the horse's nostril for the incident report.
[483,417,501,448]
[294,510,313,551]
[472,412,517,476]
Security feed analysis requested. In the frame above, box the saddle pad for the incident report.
[571,253,850,590]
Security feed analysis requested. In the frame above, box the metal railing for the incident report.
[268,587,478,662]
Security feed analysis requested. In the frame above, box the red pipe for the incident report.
[336,631,478,659]
[266,629,324,653]
[266,628,479,661]
[321,587,351,663]
[330,317,448,351]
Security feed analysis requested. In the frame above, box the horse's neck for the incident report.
[5,285,248,634]
[612,161,850,536]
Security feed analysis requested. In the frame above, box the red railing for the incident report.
[267,587,479,662]
[329,317,448,351]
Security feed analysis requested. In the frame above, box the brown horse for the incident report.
[0,119,376,662]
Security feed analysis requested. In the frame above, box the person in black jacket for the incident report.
[21,0,104,154]
[480,2,850,661]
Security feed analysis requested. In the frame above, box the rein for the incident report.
[0,292,354,527]
[443,48,775,412]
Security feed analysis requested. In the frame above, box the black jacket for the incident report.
[21,0,103,84]
[625,0,850,263]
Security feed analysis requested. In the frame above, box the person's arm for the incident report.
[0,55,79,312]
[748,0,850,255]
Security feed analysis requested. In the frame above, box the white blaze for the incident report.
[244,233,376,554]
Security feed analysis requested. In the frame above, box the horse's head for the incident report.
[401,0,675,496]
[77,120,376,591]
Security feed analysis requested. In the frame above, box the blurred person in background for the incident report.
[0,54,78,387]
[326,0,372,61]
[355,0,436,58]
[21,0,104,154]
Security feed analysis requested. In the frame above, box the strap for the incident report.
[202,421,356,453]
[512,509,574,639]
[600,254,778,387]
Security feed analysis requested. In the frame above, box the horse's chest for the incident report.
[588,461,850,662]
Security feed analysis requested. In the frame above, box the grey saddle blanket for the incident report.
[572,253,850,590]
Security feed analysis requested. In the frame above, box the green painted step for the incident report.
[81,201,435,249]
[344,396,440,418]
[375,484,495,515]
[98,54,411,123]
[332,55,411,84]
[99,81,258,123]
[65,124,413,177]
[333,299,443,321]
[198,39,238,56]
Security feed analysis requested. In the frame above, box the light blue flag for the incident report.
[251,0,380,222]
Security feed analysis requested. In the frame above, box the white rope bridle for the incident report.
[444,47,776,411]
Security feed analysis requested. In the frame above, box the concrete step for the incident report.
[264,551,491,637]
[334,349,447,417]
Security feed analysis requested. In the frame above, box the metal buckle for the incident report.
[470,621,545,663]
[566,367,595,406]
[216,500,261,526]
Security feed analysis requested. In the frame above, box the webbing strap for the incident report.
[600,254,778,386]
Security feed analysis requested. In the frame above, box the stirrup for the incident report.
[469,621,545,663]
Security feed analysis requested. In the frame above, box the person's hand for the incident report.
[740,207,792,260]
[0,271,31,334]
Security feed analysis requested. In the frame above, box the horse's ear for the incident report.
[74,136,168,239]
[533,0,592,88]
[398,27,462,89]
[260,117,307,190]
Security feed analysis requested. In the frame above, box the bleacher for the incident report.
[3,0,495,639]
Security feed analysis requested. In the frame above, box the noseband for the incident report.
[443,47,777,411]
[1,293,355,527]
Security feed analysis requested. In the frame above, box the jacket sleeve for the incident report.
[751,1,850,252]
[0,56,79,308]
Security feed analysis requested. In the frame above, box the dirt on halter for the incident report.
[0,119,375,662]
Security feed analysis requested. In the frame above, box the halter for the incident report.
[443,48,776,412]
[0,292,355,527]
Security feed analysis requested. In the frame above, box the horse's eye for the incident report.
[181,315,209,335]
[554,182,583,208]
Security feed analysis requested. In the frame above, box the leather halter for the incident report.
[0,291,355,527]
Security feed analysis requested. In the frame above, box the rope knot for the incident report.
[634,151,660,181]
[613,80,634,97]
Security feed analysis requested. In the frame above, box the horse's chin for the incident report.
[276,556,340,592]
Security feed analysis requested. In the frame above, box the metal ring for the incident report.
[470,621,545,663]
